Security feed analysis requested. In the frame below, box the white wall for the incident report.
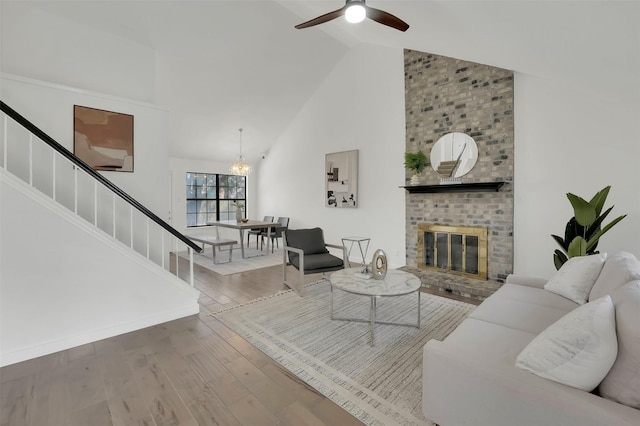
[259,44,640,276]
[513,73,640,278]
[1,74,170,222]
[0,172,199,367]
[256,43,407,268]
[0,2,156,103]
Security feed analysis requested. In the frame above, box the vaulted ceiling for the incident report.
[2,1,639,164]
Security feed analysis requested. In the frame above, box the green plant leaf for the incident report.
[551,185,625,269]
[554,250,568,270]
[585,206,612,240]
[551,234,568,252]
[567,236,587,258]
[567,193,596,227]
[585,214,627,252]
[563,217,582,247]
[404,151,428,174]
[589,186,611,216]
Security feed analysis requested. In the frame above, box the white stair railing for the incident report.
[0,103,199,286]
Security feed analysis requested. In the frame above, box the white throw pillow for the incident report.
[544,253,606,305]
[589,252,640,301]
[515,295,618,391]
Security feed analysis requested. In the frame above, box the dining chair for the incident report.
[261,216,289,252]
[247,215,274,249]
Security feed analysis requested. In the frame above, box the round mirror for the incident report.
[430,132,478,178]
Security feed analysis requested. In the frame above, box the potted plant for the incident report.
[405,151,428,185]
[551,185,626,270]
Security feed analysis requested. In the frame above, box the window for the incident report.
[186,172,246,227]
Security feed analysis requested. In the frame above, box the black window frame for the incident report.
[186,172,246,228]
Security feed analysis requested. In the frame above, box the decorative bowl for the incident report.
[240,218,249,223]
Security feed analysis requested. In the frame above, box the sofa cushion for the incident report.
[515,295,618,392]
[589,252,640,301]
[469,295,575,335]
[544,253,606,305]
[444,318,537,364]
[488,283,579,311]
[599,280,640,409]
[289,252,343,272]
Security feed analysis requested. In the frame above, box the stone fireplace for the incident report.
[404,49,514,287]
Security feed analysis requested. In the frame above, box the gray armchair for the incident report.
[283,227,346,296]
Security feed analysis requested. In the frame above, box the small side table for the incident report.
[341,236,370,272]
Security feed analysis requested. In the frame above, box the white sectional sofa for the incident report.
[422,252,640,426]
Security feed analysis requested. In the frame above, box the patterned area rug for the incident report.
[212,281,475,425]
[177,246,283,275]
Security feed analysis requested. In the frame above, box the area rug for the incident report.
[211,281,475,425]
[177,246,283,275]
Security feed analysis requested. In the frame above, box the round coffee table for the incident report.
[329,268,422,346]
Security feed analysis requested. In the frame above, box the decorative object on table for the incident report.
[294,0,410,32]
[430,132,478,183]
[229,128,251,176]
[240,218,249,223]
[326,150,358,208]
[234,201,244,222]
[371,249,388,280]
[73,105,134,172]
[404,151,428,185]
[551,185,626,270]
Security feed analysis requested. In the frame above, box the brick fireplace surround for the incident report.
[403,49,514,300]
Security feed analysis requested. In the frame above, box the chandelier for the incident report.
[229,128,251,176]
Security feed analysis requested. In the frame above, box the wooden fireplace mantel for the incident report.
[401,181,505,194]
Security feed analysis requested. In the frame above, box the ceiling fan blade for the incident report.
[295,7,346,29]
[366,6,410,32]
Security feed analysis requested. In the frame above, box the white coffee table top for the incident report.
[330,268,421,297]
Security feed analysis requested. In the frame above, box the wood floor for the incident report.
[1,254,479,426]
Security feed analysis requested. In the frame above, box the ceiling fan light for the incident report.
[345,4,366,23]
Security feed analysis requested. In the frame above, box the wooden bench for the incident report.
[187,234,238,264]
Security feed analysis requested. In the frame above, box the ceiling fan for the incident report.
[295,0,409,32]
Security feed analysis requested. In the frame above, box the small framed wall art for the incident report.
[74,105,134,172]
[325,149,358,208]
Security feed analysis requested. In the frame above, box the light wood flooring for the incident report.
[1,253,479,426]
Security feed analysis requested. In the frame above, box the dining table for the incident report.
[206,219,280,259]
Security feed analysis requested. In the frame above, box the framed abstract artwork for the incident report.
[325,149,358,208]
[74,105,134,172]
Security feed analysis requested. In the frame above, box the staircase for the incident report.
[0,101,203,366]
